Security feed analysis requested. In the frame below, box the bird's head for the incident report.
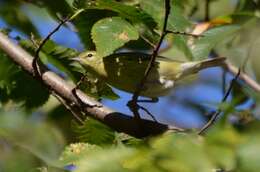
[72,51,102,68]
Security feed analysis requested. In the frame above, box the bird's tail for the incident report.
[197,57,226,69]
[180,57,226,76]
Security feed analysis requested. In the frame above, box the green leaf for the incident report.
[192,25,241,60]
[151,134,214,172]
[237,136,260,172]
[72,118,115,145]
[0,52,19,87]
[139,0,192,58]
[139,0,163,28]
[173,35,194,60]
[20,39,80,82]
[75,147,134,172]
[73,9,116,49]
[91,17,139,57]
[231,80,250,106]
[0,110,65,168]
[73,0,157,29]
[10,71,50,109]
[0,1,39,36]
[74,0,158,47]
[205,127,240,170]
[0,52,19,104]
[27,0,72,18]
[95,81,120,100]
[114,133,144,147]
[71,71,119,100]
[249,36,260,83]
[168,0,192,31]
[19,39,119,100]
[0,50,50,109]
[40,40,80,81]
[139,0,192,31]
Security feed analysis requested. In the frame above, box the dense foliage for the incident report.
[0,0,260,171]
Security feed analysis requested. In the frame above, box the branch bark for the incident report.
[224,61,260,92]
[0,32,183,138]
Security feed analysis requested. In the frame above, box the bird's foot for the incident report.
[127,99,158,122]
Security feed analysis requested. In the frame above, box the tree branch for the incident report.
[0,32,184,138]
[224,61,260,92]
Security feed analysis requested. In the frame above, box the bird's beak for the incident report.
[71,57,81,62]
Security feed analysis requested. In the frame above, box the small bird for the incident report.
[72,51,226,99]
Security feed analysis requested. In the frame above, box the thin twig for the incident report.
[205,0,210,21]
[222,69,227,95]
[71,74,88,105]
[129,0,171,120]
[52,92,85,124]
[198,69,241,135]
[32,9,84,77]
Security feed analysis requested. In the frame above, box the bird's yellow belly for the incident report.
[106,75,175,98]
[141,77,175,97]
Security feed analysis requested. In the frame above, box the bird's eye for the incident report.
[87,53,93,58]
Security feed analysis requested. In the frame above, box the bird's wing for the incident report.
[110,52,185,63]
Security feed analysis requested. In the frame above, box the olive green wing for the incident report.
[102,52,161,93]
[109,52,185,63]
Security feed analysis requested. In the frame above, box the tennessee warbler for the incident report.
[73,51,225,98]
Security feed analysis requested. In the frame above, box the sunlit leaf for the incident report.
[73,9,116,49]
[74,0,158,46]
[92,17,139,57]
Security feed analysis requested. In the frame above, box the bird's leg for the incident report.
[138,105,158,122]
[127,97,159,122]
[72,74,87,92]
[137,98,158,122]
[94,79,105,102]
[127,99,142,121]
[72,74,102,109]
[72,74,88,106]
